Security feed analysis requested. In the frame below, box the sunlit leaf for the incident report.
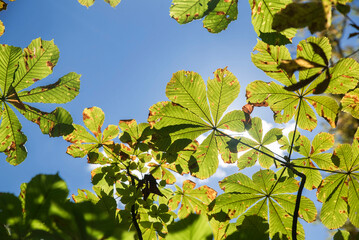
[18,72,80,104]
[16,105,74,137]
[212,170,311,239]
[168,180,217,219]
[317,128,359,229]
[341,88,359,119]
[236,117,282,169]
[13,38,59,92]
[170,0,210,24]
[78,0,95,7]
[251,40,296,86]
[203,0,238,33]
[312,58,359,95]
[0,39,79,164]
[249,0,296,44]
[0,104,27,165]
[149,68,245,179]
[64,107,118,164]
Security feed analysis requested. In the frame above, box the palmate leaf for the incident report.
[289,132,336,190]
[248,37,342,131]
[168,180,217,219]
[0,174,122,239]
[0,39,80,165]
[249,0,296,45]
[64,107,119,164]
[317,128,359,229]
[148,68,245,179]
[212,170,316,240]
[237,117,282,169]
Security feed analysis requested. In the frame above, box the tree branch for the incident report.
[286,164,306,240]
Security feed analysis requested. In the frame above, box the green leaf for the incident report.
[167,214,213,240]
[251,40,296,86]
[341,88,359,119]
[0,174,123,239]
[305,96,338,128]
[104,0,121,7]
[72,189,100,204]
[203,0,238,33]
[272,1,332,34]
[209,218,238,240]
[25,174,68,224]
[208,68,240,125]
[0,104,27,165]
[170,0,210,24]
[249,0,296,44]
[291,133,335,190]
[0,193,23,239]
[213,170,310,239]
[83,107,105,140]
[17,72,80,103]
[0,39,79,164]
[317,130,359,229]
[16,105,74,137]
[149,68,245,179]
[166,70,212,122]
[149,161,177,184]
[246,78,339,131]
[13,38,59,92]
[0,44,21,94]
[78,0,95,7]
[119,119,151,148]
[236,117,282,169]
[64,107,119,163]
[168,180,217,219]
[322,58,359,94]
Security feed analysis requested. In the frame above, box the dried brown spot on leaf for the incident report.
[46,61,54,70]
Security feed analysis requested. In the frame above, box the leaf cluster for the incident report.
[2,0,359,240]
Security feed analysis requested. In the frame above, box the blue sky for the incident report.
[0,0,345,239]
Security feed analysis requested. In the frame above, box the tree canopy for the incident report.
[1,0,359,239]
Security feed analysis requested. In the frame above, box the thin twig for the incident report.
[216,129,287,165]
[290,163,345,174]
[344,48,359,59]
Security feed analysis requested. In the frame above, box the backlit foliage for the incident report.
[1,0,359,239]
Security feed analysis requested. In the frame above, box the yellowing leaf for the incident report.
[78,0,95,7]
